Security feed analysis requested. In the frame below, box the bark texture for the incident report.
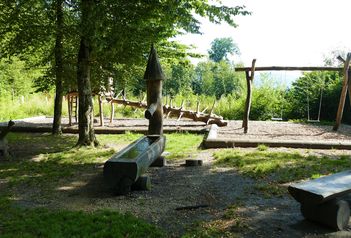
[52,0,64,135]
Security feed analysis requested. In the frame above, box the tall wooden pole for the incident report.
[333,53,351,131]
[242,59,256,133]
[144,45,164,135]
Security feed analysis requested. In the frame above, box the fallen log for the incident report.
[106,97,227,127]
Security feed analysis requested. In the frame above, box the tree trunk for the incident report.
[76,0,98,146]
[52,0,64,135]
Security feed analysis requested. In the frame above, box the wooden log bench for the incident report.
[0,120,15,158]
[103,135,166,195]
[288,170,351,230]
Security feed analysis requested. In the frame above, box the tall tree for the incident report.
[52,0,64,135]
[208,37,239,62]
[74,0,250,146]
[76,0,97,146]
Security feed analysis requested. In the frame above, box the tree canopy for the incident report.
[208,37,240,62]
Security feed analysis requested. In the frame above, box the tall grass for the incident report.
[0,94,60,121]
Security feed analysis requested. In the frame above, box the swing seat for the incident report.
[307,119,320,123]
[271,117,283,121]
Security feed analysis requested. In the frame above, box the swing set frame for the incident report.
[235,53,351,133]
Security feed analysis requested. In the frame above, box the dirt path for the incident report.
[11,147,351,237]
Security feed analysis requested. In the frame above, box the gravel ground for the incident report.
[218,120,351,143]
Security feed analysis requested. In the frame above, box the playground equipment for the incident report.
[103,45,166,195]
[235,54,350,133]
[0,120,15,158]
[289,171,351,230]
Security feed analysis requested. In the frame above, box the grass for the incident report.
[3,132,202,187]
[164,132,203,159]
[0,197,163,238]
[0,132,203,237]
[213,149,351,197]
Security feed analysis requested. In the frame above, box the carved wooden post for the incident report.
[333,53,351,131]
[144,45,165,135]
[242,59,256,133]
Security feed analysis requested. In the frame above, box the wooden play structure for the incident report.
[66,88,227,128]
[103,46,166,195]
[236,53,351,133]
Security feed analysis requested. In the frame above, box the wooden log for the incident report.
[106,98,227,127]
[235,66,343,72]
[242,59,256,133]
[333,53,351,131]
[300,199,350,231]
[103,135,166,194]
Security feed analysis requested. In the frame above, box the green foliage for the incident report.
[285,71,343,121]
[0,57,44,98]
[193,61,244,99]
[257,144,268,151]
[208,37,240,62]
[0,94,58,122]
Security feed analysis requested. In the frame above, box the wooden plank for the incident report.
[288,170,351,204]
[235,66,343,72]
[333,53,351,131]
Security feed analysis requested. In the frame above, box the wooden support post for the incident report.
[177,100,185,121]
[206,100,216,125]
[68,95,72,126]
[242,59,256,133]
[110,102,115,123]
[98,95,104,127]
[333,53,351,131]
[337,56,351,107]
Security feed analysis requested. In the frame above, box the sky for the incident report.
[176,0,351,69]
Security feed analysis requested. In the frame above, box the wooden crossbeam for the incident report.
[235,66,343,72]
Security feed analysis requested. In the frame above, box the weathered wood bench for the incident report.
[288,170,351,230]
[0,120,15,158]
[103,135,166,195]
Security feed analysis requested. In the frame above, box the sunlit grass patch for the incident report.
[164,132,203,160]
[213,149,351,197]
